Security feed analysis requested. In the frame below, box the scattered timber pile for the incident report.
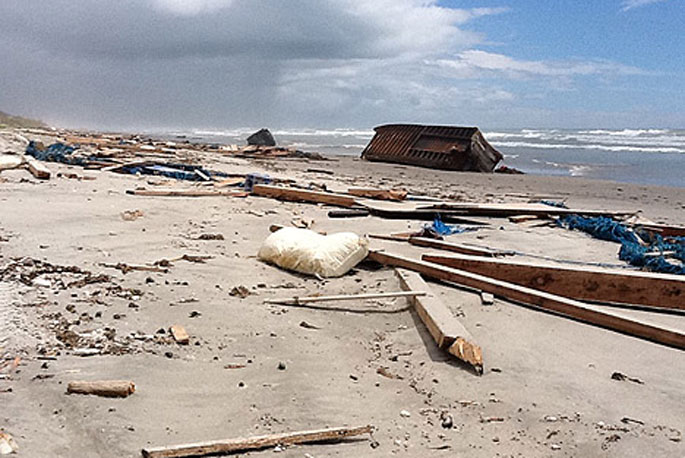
[2,126,684,457]
[361,124,503,172]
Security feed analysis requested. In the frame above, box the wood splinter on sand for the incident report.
[25,157,51,179]
[141,425,374,458]
[67,380,135,398]
[395,269,483,374]
[264,290,427,305]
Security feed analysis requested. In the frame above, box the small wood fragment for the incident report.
[481,292,494,305]
[126,189,248,197]
[141,425,373,458]
[25,157,51,179]
[169,325,189,345]
[409,237,508,257]
[67,380,135,398]
[348,187,408,201]
[252,184,358,208]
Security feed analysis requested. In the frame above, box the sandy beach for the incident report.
[1,127,684,457]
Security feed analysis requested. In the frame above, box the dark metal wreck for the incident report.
[361,124,502,172]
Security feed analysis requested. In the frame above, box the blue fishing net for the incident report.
[26,141,87,166]
[558,215,685,275]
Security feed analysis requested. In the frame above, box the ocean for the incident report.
[166,127,685,188]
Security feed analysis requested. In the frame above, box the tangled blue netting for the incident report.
[558,215,685,275]
[26,141,87,166]
[425,215,473,236]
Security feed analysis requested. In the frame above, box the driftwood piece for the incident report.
[396,269,483,373]
[348,187,408,201]
[100,263,168,274]
[141,425,373,458]
[126,189,248,198]
[67,380,135,398]
[423,253,685,311]
[265,290,426,305]
[369,250,685,349]
[170,325,189,345]
[252,184,358,208]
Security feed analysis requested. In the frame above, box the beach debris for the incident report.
[247,128,276,147]
[410,237,507,257]
[328,209,370,218]
[423,253,685,311]
[169,325,189,345]
[0,154,25,171]
[67,380,136,398]
[126,189,248,198]
[481,292,494,305]
[258,227,368,278]
[369,250,685,349]
[348,187,408,201]
[376,366,403,380]
[121,209,144,221]
[141,425,373,458]
[0,432,18,455]
[495,165,525,174]
[196,233,224,241]
[396,269,483,373]
[252,184,357,208]
[299,320,320,330]
[243,172,271,192]
[611,371,644,384]
[25,157,51,179]
[361,124,502,172]
[265,290,426,305]
[229,285,251,298]
[100,262,168,274]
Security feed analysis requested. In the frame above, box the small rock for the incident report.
[277,361,287,371]
[0,432,18,455]
[545,415,558,422]
[441,413,454,429]
[188,311,202,318]
[229,286,251,298]
[400,410,411,418]
[164,351,173,359]
[550,444,561,450]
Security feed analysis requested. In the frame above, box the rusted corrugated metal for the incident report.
[361,124,502,172]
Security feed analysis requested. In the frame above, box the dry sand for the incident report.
[1,128,684,457]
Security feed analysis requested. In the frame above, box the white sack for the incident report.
[258,227,369,278]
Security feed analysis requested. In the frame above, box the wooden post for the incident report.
[422,253,685,311]
[141,425,373,458]
[368,250,685,349]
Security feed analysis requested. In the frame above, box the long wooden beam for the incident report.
[409,237,510,257]
[142,425,373,458]
[424,202,633,218]
[368,251,685,349]
[396,269,483,373]
[422,253,685,311]
[252,184,357,208]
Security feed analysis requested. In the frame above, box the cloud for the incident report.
[621,0,669,11]
[433,50,648,78]
[0,0,662,129]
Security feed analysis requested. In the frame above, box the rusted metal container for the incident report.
[361,124,502,172]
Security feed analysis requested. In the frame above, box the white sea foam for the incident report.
[491,141,685,154]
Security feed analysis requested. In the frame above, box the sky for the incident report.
[0,0,683,130]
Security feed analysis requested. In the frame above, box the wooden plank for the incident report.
[169,325,189,345]
[422,253,685,311]
[409,237,510,257]
[368,251,685,349]
[396,269,483,373]
[425,202,633,218]
[126,189,248,197]
[25,158,50,179]
[264,290,426,305]
[348,187,408,201]
[67,380,135,398]
[252,184,357,208]
[142,425,373,458]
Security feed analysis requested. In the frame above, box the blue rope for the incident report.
[558,215,685,275]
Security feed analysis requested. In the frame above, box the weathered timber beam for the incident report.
[368,250,685,349]
[126,189,248,197]
[396,269,482,373]
[424,203,632,218]
[252,184,358,208]
[142,425,373,458]
[422,253,685,311]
